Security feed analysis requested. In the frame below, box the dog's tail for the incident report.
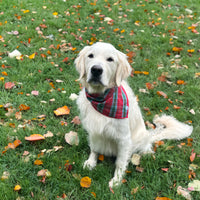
[150,115,193,142]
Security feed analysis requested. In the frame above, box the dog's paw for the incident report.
[83,159,96,170]
[109,178,121,188]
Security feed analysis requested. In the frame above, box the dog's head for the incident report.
[75,42,132,94]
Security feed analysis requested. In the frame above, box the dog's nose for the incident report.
[91,65,103,77]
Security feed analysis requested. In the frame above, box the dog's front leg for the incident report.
[109,136,132,188]
[83,151,98,170]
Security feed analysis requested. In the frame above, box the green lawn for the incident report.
[0,0,200,199]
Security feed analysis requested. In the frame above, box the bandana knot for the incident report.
[85,86,129,119]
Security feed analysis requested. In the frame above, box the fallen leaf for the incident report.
[29,53,35,59]
[25,134,45,141]
[80,176,92,188]
[190,149,196,162]
[54,106,70,116]
[5,82,15,89]
[177,80,186,85]
[172,47,183,52]
[71,116,81,125]
[98,154,104,161]
[44,131,54,138]
[8,49,22,58]
[136,166,144,173]
[14,185,21,191]
[177,186,192,200]
[131,154,141,165]
[15,111,22,120]
[157,91,168,98]
[31,90,39,96]
[62,57,69,63]
[155,197,172,200]
[34,160,43,165]
[19,104,30,111]
[1,171,10,180]
[69,93,78,101]
[65,131,79,146]
[161,168,169,172]
[37,169,51,177]
[188,180,200,191]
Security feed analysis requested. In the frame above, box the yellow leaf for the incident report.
[53,12,58,16]
[155,198,172,200]
[23,10,30,13]
[29,53,35,59]
[80,176,92,188]
[14,185,21,191]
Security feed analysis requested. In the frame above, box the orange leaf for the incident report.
[91,192,96,198]
[157,91,168,98]
[19,104,30,111]
[34,159,43,165]
[113,28,120,32]
[13,140,22,148]
[177,80,186,85]
[62,57,69,63]
[187,138,193,147]
[172,47,183,52]
[190,149,196,162]
[173,105,181,109]
[156,197,172,200]
[25,134,45,141]
[54,106,70,116]
[80,176,92,188]
[98,154,104,161]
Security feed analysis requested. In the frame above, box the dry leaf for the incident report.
[25,134,45,141]
[34,160,43,165]
[188,180,200,191]
[177,186,192,200]
[190,149,196,162]
[80,176,92,188]
[71,116,81,125]
[54,106,70,116]
[5,82,15,89]
[8,50,22,58]
[15,111,22,120]
[65,131,79,146]
[157,91,168,98]
[1,171,10,180]
[131,154,141,166]
[69,93,78,101]
[44,131,54,138]
[19,104,30,111]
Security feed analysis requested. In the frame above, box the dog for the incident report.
[75,42,193,188]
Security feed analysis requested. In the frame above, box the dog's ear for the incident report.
[75,46,90,80]
[115,50,132,86]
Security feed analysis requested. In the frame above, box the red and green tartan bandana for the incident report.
[85,86,129,119]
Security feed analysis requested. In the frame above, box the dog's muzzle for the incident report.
[88,65,103,85]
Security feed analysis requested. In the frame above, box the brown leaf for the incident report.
[71,116,81,125]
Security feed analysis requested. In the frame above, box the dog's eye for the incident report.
[107,57,114,62]
[88,54,94,58]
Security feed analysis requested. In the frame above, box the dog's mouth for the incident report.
[88,77,104,86]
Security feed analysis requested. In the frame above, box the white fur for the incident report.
[75,42,193,188]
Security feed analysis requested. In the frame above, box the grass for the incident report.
[0,0,200,199]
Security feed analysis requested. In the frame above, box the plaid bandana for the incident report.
[85,86,129,119]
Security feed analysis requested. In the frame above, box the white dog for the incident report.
[75,42,193,188]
